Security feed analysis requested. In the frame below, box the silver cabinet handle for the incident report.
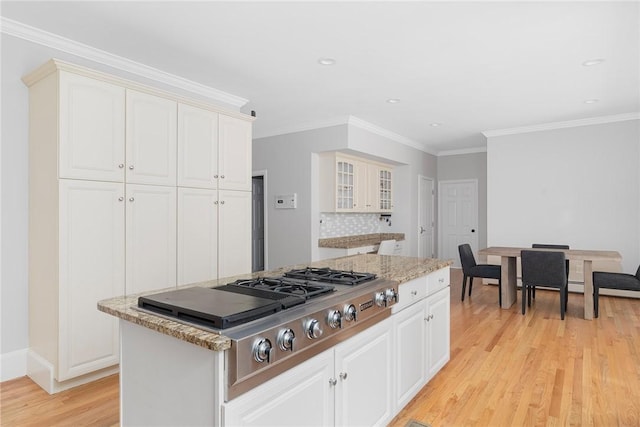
[129,197,134,202]
[118,197,124,202]
[214,201,219,205]
[411,290,418,296]
[329,378,337,386]
[118,164,124,169]
[339,372,347,380]
[214,175,219,179]
[220,200,225,205]
[129,165,134,170]
[220,175,225,179]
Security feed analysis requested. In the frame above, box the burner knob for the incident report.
[305,319,323,339]
[374,291,387,307]
[384,288,398,305]
[343,304,357,322]
[277,328,295,352]
[327,310,342,329]
[253,338,272,363]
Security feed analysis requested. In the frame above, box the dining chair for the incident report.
[521,250,568,319]
[377,239,396,255]
[458,244,501,305]
[592,264,640,317]
[530,244,570,300]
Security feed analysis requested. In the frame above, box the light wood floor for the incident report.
[2,268,640,426]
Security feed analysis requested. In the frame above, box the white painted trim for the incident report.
[1,17,248,109]
[0,348,28,381]
[437,147,487,156]
[482,112,640,138]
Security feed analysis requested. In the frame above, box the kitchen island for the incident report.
[99,254,452,426]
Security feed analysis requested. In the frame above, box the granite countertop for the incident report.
[318,233,405,249]
[98,254,452,353]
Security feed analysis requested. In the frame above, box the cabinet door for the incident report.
[126,90,177,186]
[223,349,334,427]
[59,72,125,182]
[394,301,426,410]
[125,184,177,294]
[177,104,219,189]
[378,167,393,212]
[58,179,124,380]
[218,190,251,278]
[335,317,393,427]
[335,157,356,211]
[177,188,218,286]
[354,161,368,212]
[425,287,451,381]
[218,115,252,191]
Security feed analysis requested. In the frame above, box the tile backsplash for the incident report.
[319,213,387,238]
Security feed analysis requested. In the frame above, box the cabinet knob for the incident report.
[220,200,225,205]
[214,201,219,205]
[118,164,124,169]
[411,290,418,296]
[220,175,225,179]
[329,378,337,387]
[339,372,348,381]
[129,197,134,202]
[214,175,219,179]
[129,165,134,170]
[118,197,124,202]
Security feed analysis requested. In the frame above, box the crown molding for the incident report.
[437,146,487,157]
[482,112,640,138]
[346,116,437,155]
[1,17,248,109]
[254,116,351,140]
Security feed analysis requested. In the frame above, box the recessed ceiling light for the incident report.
[386,98,400,104]
[430,123,442,127]
[318,58,336,66]
[582,58,605,67]
[584,99,599,104]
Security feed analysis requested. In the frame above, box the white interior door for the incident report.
[418,176,434,258]
[438,180,478,267]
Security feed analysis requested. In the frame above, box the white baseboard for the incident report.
[0,348,28,381]
[27,349,119,394]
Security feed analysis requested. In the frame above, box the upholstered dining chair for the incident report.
[458,244,501,305]
[377,239,396,255]
[592,264,640,318]
[521,250,568,319]
[530,244,570,300]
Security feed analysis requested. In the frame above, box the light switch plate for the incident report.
[275,194,297,209]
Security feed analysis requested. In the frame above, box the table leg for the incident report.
[501,256,517,309]
[583,260,594,320]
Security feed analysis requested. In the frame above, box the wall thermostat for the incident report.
[275,194,297,209]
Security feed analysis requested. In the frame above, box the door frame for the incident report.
[252,170,268,271]
[437,179,478,264]
[417,175,435,258]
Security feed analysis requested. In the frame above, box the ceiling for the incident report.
[2,1,639,154]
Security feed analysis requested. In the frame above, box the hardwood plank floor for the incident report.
[2,267,639,426]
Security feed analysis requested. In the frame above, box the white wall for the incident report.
[487,119,640,273]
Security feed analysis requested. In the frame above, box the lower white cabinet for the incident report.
[222,317,393,427]
[178,188,251,285]
[393,298,426,410]
[425,286,450,381]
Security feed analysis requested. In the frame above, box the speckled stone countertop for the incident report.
[318,233,405,249]
[98,254,451,353]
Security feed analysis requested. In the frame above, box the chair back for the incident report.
[377,240,396,255]
[636,264,640,281]
[458,244,477,274]
[521,250,567,288]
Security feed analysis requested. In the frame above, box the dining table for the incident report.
[478,246,622,320]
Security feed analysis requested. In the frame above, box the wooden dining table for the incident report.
[478,246,622,320]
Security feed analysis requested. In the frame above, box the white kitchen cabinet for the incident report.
[125,184,177,294]
[320,153,393,213]
[317,245,377,261]
[223,348,335,427]
[425,286,450,381]
[58,71,126,182]
[125,90,177,186]
[393,299,426,410]
[335,317,394,427]
[57,180,125,381]
[218,190,252,278]
[177,188,251,285]
[177,104,219,189]
[222,317,392,427]
[219,114,253,191]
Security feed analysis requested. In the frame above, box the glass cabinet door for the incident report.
[379,168,392,211]
[336,160,355,210]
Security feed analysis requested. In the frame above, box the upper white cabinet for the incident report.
[177,105,252,191]
[177,104,219,189]
[218,114,252,191]
[126,90,177,186]
[218,190,252,278]
[58,72,125,182]
[320,153,393,213]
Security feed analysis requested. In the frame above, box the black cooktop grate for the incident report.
[284,267,377,286]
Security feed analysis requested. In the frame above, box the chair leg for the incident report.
[594,286,599,318]
[461,275,467,301]
[560,287,566,320]
[522,281,527,315]
[527,285,532,307]
[532,285,536,300]
[468,277,474,296]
